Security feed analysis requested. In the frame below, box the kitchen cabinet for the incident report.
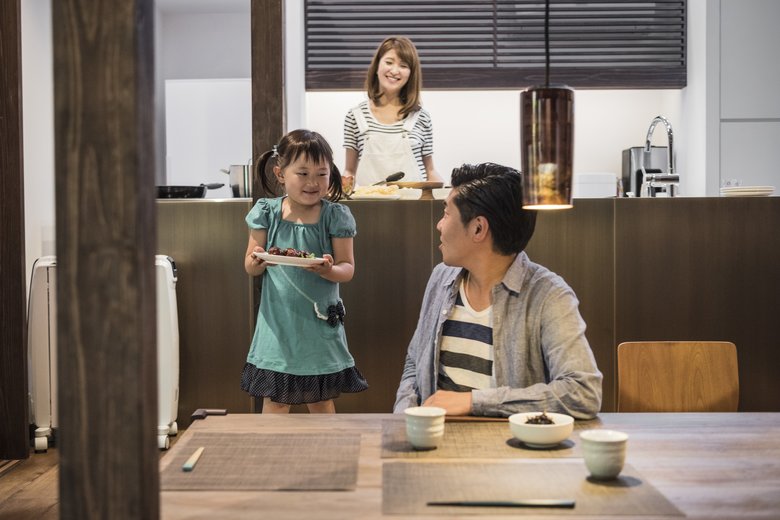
[717,0,780,188]
[721,122,780,187]
[720,0,780,119]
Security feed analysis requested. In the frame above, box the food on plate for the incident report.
[266,246,315,259]
[352,185,400,196]
[525,411,555,425]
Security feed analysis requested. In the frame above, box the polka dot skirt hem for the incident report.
[240,363,369,405]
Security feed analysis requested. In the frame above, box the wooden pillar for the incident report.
[251,0,285,200]
[52,1,158,518]
[0,0,29,461]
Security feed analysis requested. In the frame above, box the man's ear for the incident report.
[473,217,488,238]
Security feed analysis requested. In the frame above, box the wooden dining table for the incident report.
[159,412,780,519]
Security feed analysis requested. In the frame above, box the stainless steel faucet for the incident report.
[641,115,679,197]
[644,115,674,174]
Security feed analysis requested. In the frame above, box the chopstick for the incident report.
[182,446,205,472]
[445,415,508,422]
[427,499,575,508]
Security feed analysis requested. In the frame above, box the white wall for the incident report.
[165,79,251,198]
[21,0,55,296]
[306,90,682,187]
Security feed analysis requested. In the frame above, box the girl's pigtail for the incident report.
[328,163,344,202]
[257,148,282,197]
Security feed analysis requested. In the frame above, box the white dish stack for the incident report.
[720,185,775,197]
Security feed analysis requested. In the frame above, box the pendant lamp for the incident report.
[521,0,574,210]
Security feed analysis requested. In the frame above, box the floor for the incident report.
[0,434,182,519]
[0,448,59,519]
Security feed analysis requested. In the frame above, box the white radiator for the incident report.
[27,255,180,451]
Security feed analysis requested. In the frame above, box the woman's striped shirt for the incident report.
[343,100,434,180]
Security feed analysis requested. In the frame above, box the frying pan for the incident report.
[156,183,224,199]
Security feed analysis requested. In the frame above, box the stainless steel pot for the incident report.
[220,164,252,198]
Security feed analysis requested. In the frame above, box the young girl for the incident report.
[241,129,368,413]
[343,35,442,187]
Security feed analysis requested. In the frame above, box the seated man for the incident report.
[393,163,602,419]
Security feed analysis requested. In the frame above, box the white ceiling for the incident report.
[156,0,249,14]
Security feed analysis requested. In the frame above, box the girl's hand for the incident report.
[246,246,269,276]
[307,254,334,276]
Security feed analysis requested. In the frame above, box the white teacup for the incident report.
[579,429,629,480]
[404,406,446,449]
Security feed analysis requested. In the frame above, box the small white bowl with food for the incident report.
[508,411,574,448]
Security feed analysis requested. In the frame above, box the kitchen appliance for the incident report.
[221,164,252,198]
[573,173,619,198]
[621,146,669,197]
[27,255,181,451]
[157,183,224,199]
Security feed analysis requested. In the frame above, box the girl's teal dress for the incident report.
[240,197,368,404]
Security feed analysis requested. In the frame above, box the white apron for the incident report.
[352,107,423,186]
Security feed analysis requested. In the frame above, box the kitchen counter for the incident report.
[158,197,780,423]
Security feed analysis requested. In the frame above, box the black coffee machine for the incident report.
[621,146,669,197]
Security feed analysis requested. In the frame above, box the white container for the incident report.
[573,172,618,198]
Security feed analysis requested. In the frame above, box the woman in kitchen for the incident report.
[343,36,442,188]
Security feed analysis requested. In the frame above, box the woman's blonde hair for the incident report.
[365,36,422,118]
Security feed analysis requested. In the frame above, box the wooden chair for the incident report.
[617,341,739,412]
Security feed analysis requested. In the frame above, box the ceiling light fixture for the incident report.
[521,0,574,210]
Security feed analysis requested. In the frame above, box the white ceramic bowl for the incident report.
[432,187,452,200]
[508,412,574,448]
[397,188,422,200]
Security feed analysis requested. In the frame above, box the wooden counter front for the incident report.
[158,197,780,422]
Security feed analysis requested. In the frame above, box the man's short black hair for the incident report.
[450,163,537,255]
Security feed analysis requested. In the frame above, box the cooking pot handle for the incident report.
[203,183,225,189]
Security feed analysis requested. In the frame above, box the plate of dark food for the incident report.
[254,246,325,267]
[508,411,574,448]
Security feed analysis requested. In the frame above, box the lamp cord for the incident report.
[545,0,550,87]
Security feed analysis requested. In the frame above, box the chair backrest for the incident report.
[617,341,739,412]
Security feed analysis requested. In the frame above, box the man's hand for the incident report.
[422,390,472,416]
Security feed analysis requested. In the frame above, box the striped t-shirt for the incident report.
[437,279,495,392]
[343,100,434,180]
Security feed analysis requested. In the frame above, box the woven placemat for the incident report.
[160,431,360,491]
[382,460,683,516]
[382,419,579,458]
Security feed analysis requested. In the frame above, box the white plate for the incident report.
[253,252,325,267]
[720,185,774,192]
[350,194,401,200]
[720,188,774,197]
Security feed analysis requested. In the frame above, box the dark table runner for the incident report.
[382,460,683,516]
[160,431,360,491]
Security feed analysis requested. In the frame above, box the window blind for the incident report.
[305,0,686,90]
